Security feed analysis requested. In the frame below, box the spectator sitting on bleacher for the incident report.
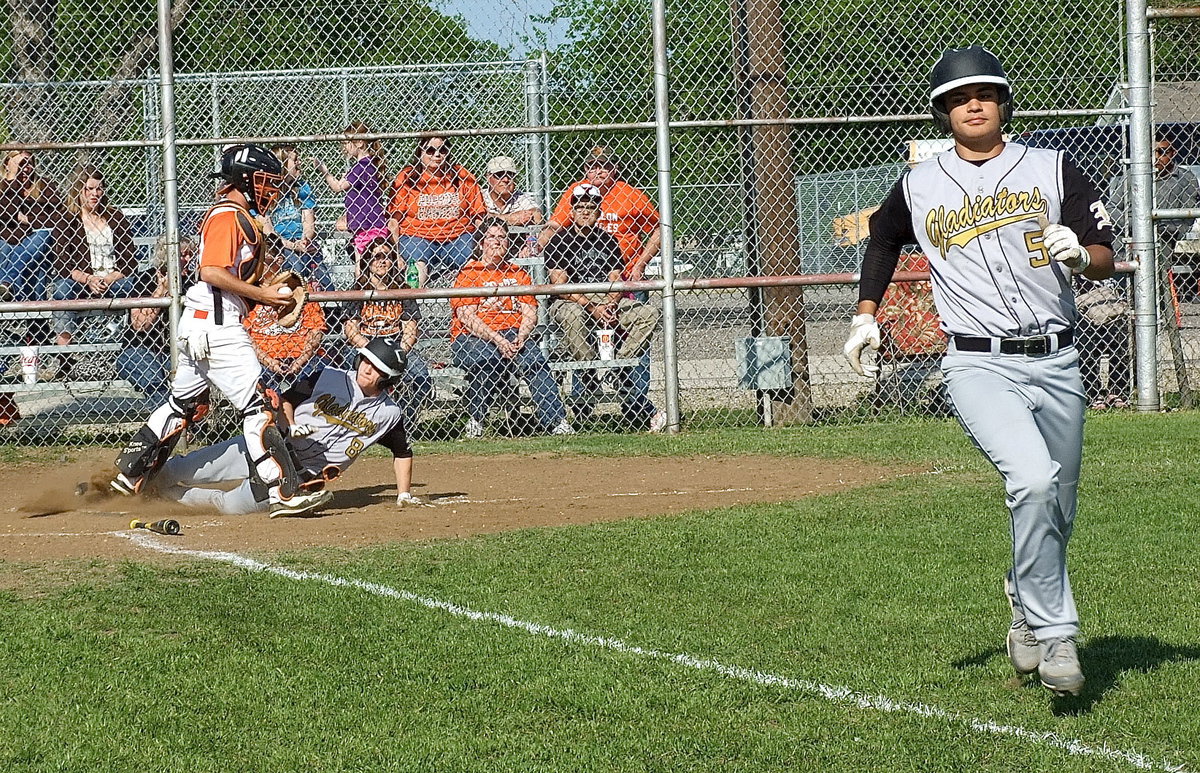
[545,183,664,431]
[389,136,486,286]
[343,236,433,429]
[450,218,573,439]
[244,278,328,395]
[482,155,542,258]
[117,236,198,398]
[50,167,138,353]
[263,144,331,291]
[538,146,661,282]
[0,150,63,303]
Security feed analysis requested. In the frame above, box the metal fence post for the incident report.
[1127,0,1159,411]
[652,0,680,433]
[157,0,182,365]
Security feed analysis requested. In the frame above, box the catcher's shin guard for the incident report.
[112,392,210,495]
[243,393,301,504]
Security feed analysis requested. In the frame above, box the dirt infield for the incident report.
[1,448,902,562]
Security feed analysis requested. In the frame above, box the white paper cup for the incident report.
[596,329,616,361]
[19,346,38,385]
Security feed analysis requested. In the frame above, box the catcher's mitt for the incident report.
[264,269,308,327]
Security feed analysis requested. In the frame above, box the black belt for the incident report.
[951,329,1073,355]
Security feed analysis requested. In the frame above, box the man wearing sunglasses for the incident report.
[482,156,543,228]
[1106,128,1200,264]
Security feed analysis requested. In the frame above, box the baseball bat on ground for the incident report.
[130,518,181,536]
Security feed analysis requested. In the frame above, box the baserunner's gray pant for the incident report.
[156,437,264,515]
[941,344,1083,642]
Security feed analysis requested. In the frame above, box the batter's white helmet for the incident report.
[929,46,1012,133]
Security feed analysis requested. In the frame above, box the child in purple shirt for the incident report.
[313,120,388,275]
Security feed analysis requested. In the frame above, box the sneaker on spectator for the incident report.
[37,355,61,382]
[463,418,484,439]
[649,409,668,433]
[551,419,576,436]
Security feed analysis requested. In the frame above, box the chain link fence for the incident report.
[0,0,1196,445]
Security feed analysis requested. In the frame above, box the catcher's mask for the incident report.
[929,45,1012,134]
[212,143,284,215]
[357,337,407,390]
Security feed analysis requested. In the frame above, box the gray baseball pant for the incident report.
[156,437,265,515]
[941,345,1084,642]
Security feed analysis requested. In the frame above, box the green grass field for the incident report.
[2,413,1198,772]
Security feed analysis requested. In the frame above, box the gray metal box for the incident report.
[736,336,793,390]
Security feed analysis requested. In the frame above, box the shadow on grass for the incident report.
[1053,635,1200,715]
[954,635,1200,714]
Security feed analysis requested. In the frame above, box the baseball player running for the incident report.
[109,144,328,516]
[844,46,1114,697]
[154,338,422,515]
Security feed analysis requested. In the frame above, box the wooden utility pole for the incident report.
[731,0,812,424]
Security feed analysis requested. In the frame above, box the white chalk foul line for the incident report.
[120,531,1187,772]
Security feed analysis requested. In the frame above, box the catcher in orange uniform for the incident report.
[110,144,330,517]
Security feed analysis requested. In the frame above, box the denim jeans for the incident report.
[398,349,433,427]
[0,228,52,301]
[277,247,334,291]
[397,232,474,283]
[50,275,138,336]
[451,329,566,428]
[115,346,169,397]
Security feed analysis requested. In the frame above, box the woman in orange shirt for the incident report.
[388,136,485,286]
[450,219,573,439]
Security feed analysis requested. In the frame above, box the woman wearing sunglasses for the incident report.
[342,236,432,429]
[387,136,485,287]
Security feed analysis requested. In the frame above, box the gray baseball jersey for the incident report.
[156,366,411,515]
[861,143,1114,334]
[283,367,412,475]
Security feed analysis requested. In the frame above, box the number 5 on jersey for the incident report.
[1025,225,1050,268]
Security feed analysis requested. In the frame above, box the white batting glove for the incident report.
[185,329,209,361]
[289,423,318,438]
[1039,215,1091,272]
[843,313,882,377]
[396,491,429,507]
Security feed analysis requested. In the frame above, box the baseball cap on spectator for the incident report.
[570,183,603,205]
[485,156,518,176]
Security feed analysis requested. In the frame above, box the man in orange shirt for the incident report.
[109,145,331,517]
[538,148,662,281]
[451,219,573,439]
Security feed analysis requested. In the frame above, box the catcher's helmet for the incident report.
[356,337,408,389]
[929,46,1012,133]
[212,144,284,215]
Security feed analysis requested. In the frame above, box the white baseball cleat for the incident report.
[1004,575,1039,675]
[1038,637,1085,697]
[269,489,333,518]
[109,473,140,497]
